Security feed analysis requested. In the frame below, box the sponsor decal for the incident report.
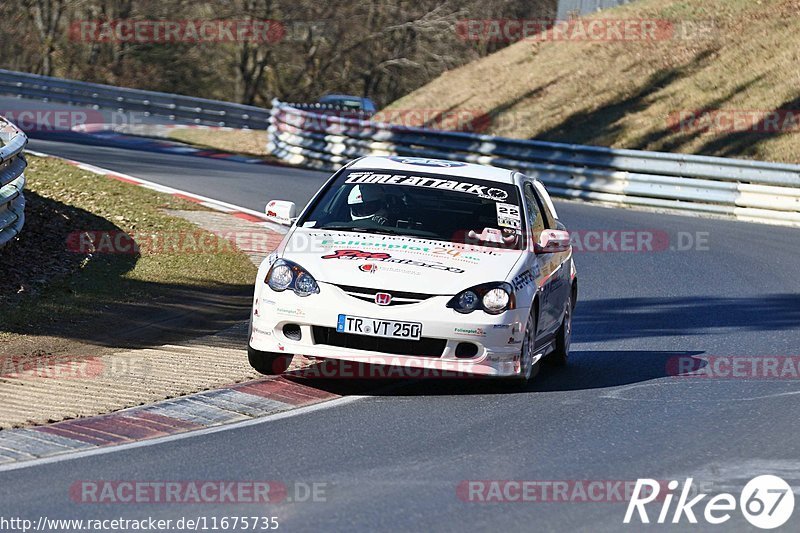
[496,203,521,229]
[487,353,513,362]
[267,251,279,265]
[322,249,465,274]
[318,238,485,262]
[359,263,379,273]
[511,269,535,290]
[276,307,305,317]
[492,324,511,329]
[387,157,467,167]
[322,249,390,260]
[454,327,486,337]
[252,326,272,336]
[345,172,509,201]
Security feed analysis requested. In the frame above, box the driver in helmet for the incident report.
[347,184,394,225]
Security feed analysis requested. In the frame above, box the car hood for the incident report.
[280,228,524,294]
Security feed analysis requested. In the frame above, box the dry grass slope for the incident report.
[385,0,800,163]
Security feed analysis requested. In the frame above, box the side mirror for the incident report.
[535,229,571,254]
[265,200,297,226]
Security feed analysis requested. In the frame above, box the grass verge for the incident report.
[384,0,800,164]
[0,155,257,355]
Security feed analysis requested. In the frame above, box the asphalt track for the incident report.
[2,97,800,531]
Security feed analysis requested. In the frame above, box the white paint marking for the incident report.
[25,149,289,234]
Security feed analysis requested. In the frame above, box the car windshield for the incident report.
[297,167,525,250]
[320,96,362,109]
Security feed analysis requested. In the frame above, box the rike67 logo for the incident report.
[624,476,795,529]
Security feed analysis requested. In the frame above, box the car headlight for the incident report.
[483,288,510,313]
[266,259,320,296]
[457,290,479,311]
[447,282,514,315]
[268,264,293,291]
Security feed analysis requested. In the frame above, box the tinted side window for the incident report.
[523,183,546,242]
[532,187,555,229]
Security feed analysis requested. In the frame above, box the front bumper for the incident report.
[249,281,528,377]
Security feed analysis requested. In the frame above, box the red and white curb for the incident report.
[0,377,339,468]
[25,149,289,234]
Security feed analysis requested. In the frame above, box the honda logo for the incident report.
[375,292,392,305]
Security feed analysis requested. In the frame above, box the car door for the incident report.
[521,181,559,339]
[532,182,571,333]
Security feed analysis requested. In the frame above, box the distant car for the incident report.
[249,156,576,384]
[318,94,377,114]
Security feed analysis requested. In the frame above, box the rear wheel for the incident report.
[547,293,572,367]
[248,346,292,375]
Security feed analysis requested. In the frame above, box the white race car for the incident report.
[249,156,576,383]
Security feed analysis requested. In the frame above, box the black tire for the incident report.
[510,306,540,386]
[547,293,572,367]
[248,346,292,375]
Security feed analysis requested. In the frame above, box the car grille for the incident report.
[334,284,438,306]
[312,326,446,357]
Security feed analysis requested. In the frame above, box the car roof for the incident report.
[347,156,518,184]
[320,94,366,101]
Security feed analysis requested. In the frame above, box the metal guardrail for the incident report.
[266,99,800,228]
[557,0,635,19]
[0,116,27,248]
[0,69,271,129]
[279,102,374,120]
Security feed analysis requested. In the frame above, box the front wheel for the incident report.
[248,346,292,375]
[512,307,540,386]
[547,293,572,367]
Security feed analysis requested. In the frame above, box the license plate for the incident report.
[337,314,422,340]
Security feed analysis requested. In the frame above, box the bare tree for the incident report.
[22,0,67,75]
[2,0,558,107]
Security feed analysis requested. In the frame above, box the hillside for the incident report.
[384,0,800,163]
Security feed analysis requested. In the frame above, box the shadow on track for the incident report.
[283,350,707,397]
[573,294,800,342]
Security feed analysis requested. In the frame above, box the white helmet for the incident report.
[348,185,384,220]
